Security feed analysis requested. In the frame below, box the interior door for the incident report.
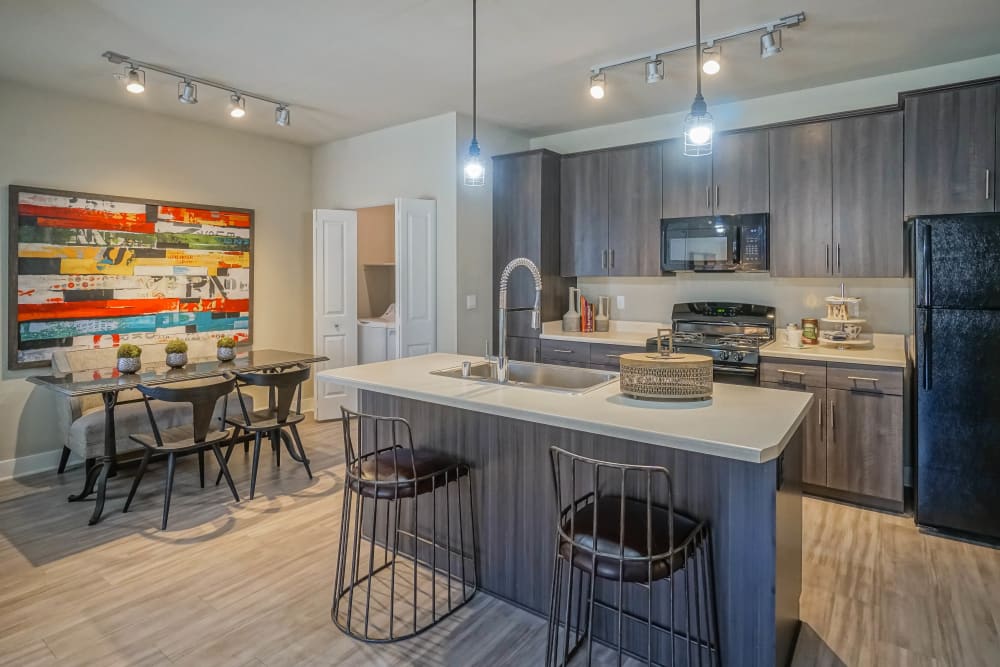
[395,198,437,357]
[313,209,358,420]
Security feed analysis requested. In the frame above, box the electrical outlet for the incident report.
[616,295,625,310]
[466,294,477,310]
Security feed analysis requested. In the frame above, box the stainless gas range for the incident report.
[645,302,776,385]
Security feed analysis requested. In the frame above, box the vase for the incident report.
[117,357,141,374]
[165,352,188,368]
[217,346,236,362]
[595,296,610,332]
[562,287,581,332]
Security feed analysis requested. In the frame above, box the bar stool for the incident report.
[216,365,313,499]
[332,408,478,642]
[123,376,241,530]
[546,446,720,667]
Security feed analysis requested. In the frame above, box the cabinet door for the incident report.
[493,154,543,338]
[826,388,903,502]
[762,382,827,486]
[609,143,662,276]
[560,151,609,276]
[505,336,540,363]
[832,112,905,278]
[661,137,713,218]
[769,122,833,277]
[904,84,997,216]
[712,130,769,214]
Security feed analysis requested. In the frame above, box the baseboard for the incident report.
[0,448,83,482]
[301,397,315,414]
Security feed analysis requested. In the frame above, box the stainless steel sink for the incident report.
[431,360,618,394]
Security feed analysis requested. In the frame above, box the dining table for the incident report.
[28,348,328,525]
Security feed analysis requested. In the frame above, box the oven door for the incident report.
[661,217,737,272]
[712,364,759,386]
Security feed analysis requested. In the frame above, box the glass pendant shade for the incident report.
[683,95,713,156]
[464,139,485,186]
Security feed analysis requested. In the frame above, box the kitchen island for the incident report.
[320,353,811,666]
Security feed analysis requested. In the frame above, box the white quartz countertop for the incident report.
[320,353,812,464]
[760,333,908,368]
[539,320,665,347]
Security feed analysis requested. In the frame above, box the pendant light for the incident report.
[463,0,485,186]
[683,0,714,156]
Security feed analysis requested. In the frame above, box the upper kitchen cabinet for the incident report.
[608,143,662,276]
[832,111,905,278]
[560,151,609,276]
[493,150,569,346]
[904,83,998,216]
[769,122,833,277]
[712,130,770,215]
[661,137,713,218]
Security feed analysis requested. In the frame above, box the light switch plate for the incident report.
[616,295,625,310]
[466,294,477,310]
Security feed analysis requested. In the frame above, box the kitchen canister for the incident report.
[618,329,713,401]
[801,318,819,346]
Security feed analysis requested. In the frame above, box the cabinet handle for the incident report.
[847,376,880,384]
[778,369,805,377]
[830,401,836,441]
[818,398,824,438]
[837,243,841,273]
[706,185,711,210]
[826,244,830,272]
[715,184,720,209]
[602,249,608,269]
[988,168,992,201]
[605,354,621,359]
[610,249,615,268]
[552,349,574,354]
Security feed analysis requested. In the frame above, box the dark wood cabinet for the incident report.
[769,122,833,277]
[560,151,609,277]
[492,150,571,350]
[826,388,903,502]
[505,336,540,363]
[832,112,905,278]
[763,382,827,487]
[712,130,769,215]
[904,84,997,216]
[661,137,713,218]
[609,143,662,276]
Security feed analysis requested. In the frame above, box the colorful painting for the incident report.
[7,186,253,369]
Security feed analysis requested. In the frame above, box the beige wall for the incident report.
[356,205,395,318]
[0,80,312,476]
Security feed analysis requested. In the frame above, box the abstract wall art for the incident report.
[7,185,253,369]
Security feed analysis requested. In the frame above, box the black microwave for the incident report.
[660,214,769,272]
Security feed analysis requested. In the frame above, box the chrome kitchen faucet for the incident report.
[496,257,542,383]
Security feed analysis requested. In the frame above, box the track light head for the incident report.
[229,94,246,118]
[125,67,145,94]
[645,59,664,84]
[702,44,721,75]
[177,80,198,104]
[275,105,290,127]
[760,29,783,58]
[589,72,606,99]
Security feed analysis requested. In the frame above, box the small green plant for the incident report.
[117,343,142,359]
[165,339,188,354]
[217,336,236,348]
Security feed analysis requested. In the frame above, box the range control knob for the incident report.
[733,351,745,362]
[718,350,730,361]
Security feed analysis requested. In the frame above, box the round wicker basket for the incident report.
[618,352,713,401]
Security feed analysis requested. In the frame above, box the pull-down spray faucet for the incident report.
[496,257,542,383]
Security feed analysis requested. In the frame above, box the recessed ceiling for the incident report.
[1,0,998,145]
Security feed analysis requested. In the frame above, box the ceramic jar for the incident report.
[217,346,236,362]
[117,357,141,374]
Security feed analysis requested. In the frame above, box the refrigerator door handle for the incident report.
[921,310,932,391]
[920,222,932,306]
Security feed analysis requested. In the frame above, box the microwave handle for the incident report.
[733,225,741,266]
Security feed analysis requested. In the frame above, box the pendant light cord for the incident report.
[695,0,703,97]
[472,0,478,142]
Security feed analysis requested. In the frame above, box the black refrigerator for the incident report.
[914,213,1000,543]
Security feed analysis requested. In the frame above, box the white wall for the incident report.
[0,80,312,476]
[530,54,1000,335]
[312,113,459,352]
[456,115,530,354]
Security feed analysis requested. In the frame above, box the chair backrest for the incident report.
[233,364,310,424]
[137,375,236,445]
[549,446,677,562]
[340,407,417,481]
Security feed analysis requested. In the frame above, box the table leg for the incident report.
[88,391,119,526]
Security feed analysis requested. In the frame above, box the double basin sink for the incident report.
[431,359,618,394]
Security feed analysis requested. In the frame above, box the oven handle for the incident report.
[712,365,758,376]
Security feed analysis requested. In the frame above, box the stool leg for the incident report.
[123,449,152,513]
[198,450,205,489]
[161,452,176,530]
[545,547,562,667]
[57,446,72,474]
[273,429,280,468]
[704,532,721,667]
[249,432,263,500]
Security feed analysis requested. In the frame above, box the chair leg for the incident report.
[123,449,152,513]
[249,432,263,500]
[273,429,280,468]
[198,450,205,489]
[289,424,312,479]
[57,446,72,474]
[211,444,240,502]
[216,426,241,486]
[161,452,177,530]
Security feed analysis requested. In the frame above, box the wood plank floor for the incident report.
[1,416,997,666]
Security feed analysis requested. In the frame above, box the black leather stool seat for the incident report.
[349,447,468,499]
[559,495,703,582]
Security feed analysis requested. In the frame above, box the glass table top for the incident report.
[27,349,328,396]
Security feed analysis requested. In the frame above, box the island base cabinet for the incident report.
[361,390,803,667]
[826,388,904,505]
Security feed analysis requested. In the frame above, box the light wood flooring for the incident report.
[1,416,998,666]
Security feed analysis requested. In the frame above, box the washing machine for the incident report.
[358,305,397,364]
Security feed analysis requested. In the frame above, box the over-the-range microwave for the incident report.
[660,213,769,273]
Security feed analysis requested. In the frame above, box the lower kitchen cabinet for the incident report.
[541,339,643,371]
[762,382,827,487]
[505,336,540,363]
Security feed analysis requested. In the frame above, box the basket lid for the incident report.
[620,352,714,367]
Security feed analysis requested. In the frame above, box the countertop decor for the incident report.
[541,320,665,347]
[761,332,906,367]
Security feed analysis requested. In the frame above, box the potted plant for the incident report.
[116,343,142,374]
[165,339,189,368]
[217,336,237,362]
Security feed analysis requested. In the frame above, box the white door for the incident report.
[313,209,358,420]
[395,198,437,357]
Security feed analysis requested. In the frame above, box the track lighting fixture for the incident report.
[228,94,246,118]
[589,72,606,99]
[125,67,145,94]
[683,0,713,156]
[102,51,292,126]
[463,0,485,186]
[645,59,664,84]
[177,80,198,104]
[760,29,783,58]
[702,43,721,75]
